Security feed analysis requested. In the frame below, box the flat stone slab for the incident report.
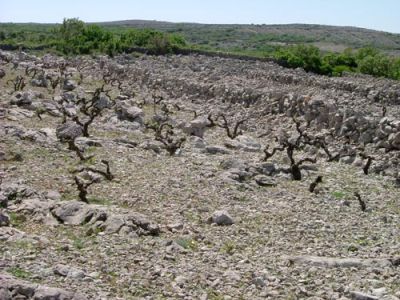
[0,273,86,299]
[285,255,393,268]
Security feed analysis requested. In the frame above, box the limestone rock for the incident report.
[116,103,144,124]
[102,212,160,236]
[208,210,234,226]
[286,255,392,268]
[225,135,261,152]
[53,264,86,279]
[62,79,77,91]
[0,272,86,299]
[11,91,35,107]
[0,211,10,227]
[205,145,230,154]
[350,291,379,300]
[51,201,107,225]
[56,122,83,142]
[182,116,210,138]
[254,175,277,187]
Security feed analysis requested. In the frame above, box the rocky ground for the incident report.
[0,50,399,300]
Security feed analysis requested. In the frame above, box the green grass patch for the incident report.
[331,191,346,200]
[7,267,32,279]
[206,289,225,300]
[72,237,85,250]
[63,228,87,250]
[175,237,198,251]
[220,240,236,255]
[88,196,113,206]
[8,212,27,228]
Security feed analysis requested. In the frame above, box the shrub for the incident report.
[54,19,187,56]
[274,45,325,74]
[358,53,392,78]
[273,44,400,80]
[390,59,400,80]
[119,29,186,54]
[332,65,353,76]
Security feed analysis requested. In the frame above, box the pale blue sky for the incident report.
[1,0,399,33]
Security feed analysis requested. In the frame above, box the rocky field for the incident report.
[0,50,400,300]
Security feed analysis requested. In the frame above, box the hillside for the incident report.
[2,20,400,55]
[1,48,400,299]
[98,20,400,54]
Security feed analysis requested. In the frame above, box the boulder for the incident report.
[61,91,76,102]
[0,272,86,299]
[286,255,392,268]
[182,116,210,138]
[16,198,54,216]
[46,190,62,201]
[388,132,400,149]
[339,155,356,164]
[30,73,48,88]
[56,122,83,142]
[0,211,10,227]
[139,140,164,153]
[0,288,10,300]
[113,138,138,148]
[350,291,378,300]
[220,168,252,184]
[61,102,77,117]
[102,212,160,236]
[256,162,276,176]
[205,145,230,155]
[208,210,234,226]
[94,94,112,110]
[39,128,57,143]
[0,227,26,242]
[51,201,106,225]
[0,183,38,203]
[53,264,86,279]
[0,194,7,208]
[103,214,125,234]
[235,135,261,152]
[20,130,49,144]
[106,117,142,132]
[62,79,77,91]
[74,137,102,148]
[254,175,276,187]
[11,91,35,107]
[116,103,144,124]
[42,101,62,117]
[220,158,247,170]
[186,136,206,150]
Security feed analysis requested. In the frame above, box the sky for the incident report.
[1,0,399,33]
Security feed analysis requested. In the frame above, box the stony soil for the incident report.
[0,51,399,299]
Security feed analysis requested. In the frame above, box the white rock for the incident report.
[350,291,378,300]
[208,210,234,226]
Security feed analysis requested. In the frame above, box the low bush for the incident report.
[55,18,186,56]
[274,45,400,79]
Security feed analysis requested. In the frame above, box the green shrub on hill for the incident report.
[119,28,186,54]
[54,18,186,56]
[274,45,331,75]
[56,19,115,55]
[273,44,400,79]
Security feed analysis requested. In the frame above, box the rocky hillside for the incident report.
[0,50,400,299]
